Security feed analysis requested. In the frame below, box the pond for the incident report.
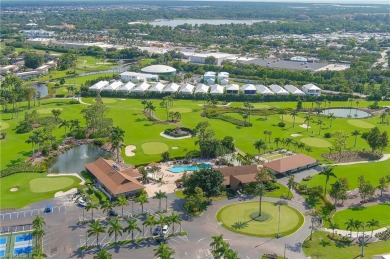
[29,83,48,98]
[321,108,371,118]
[149,19,276,27]
[49,144,110,173]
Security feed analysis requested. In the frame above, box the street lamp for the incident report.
[276,200,287,238]
[361,224,365,257]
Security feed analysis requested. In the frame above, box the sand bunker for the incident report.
[299,124,311,129]
[291,134,302,137]
[55,188,77,198]
[171,147,178,150]
[125,145,136,157]
[10,187,19,192]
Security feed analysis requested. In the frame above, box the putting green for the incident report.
[281,115,305,124]
[101,98,118,104]
[216,201,304,237]
[141,142,169,155]
[300,137,332,148]
[347,120,375,129]
[0,121,9,130]
[169,107,192,113]
[29,177,75,193]
[251,103,270,109]
[37,108,64,114]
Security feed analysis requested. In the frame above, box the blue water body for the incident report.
[15,234,32,243]
[169,163,212,173]
[321,108,370,118]
[14,246,32,256]
[0,237,6,245]
[0,249,5,257]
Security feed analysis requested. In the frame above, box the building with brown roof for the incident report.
[263,154,318,175]
[85,158,144,200]
[217,165,258,190]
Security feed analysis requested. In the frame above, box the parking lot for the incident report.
[0,205,67,222]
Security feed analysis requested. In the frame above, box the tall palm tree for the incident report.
[329,221,339,237]
[107,218,123,243]
[32,227,45,251]
[210,234,225,252]
[154,243,175,259]
[224,249,239,259]
[135,193,148,214]
[110,126,125,162]
[351,130,360,147]
[255,183,267,216]
[86,201,98,220]
[26,135,37,155]
[366,219,379,237]
[287,175,295,199]
[290,110,298,127]
[304,114,311,131]
[345,218,355,237]
[328,113,335,127]
[32,215,46,230]
[263,130,268,141]
[317,119,323,135]
[274,137,281,149]
[354,220,363,238]
[319,166,336,196]
[154,190,167,212]
[124,218,141,241]
[253,140,266,158]
[284,138,293,149]
[101,200,114,216]
[116,195,128,217]
[93,248,112,259]
[143,214,156,236]
[279,109,286,122]
[59,120,70,138]
[87,220,106,248]
[215,241,230,258]
[169,212,181,234]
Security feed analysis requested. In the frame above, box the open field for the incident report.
[0,173,81,209]
[216,201,304,237]
[303,231,390,259]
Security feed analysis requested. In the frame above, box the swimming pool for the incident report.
[0,249,5,256]
[15,234,32,243]
[168,163,212,173]
[14,246,32,256]
[0,237,6,245]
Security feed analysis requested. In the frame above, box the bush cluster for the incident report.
[0,163,45,178]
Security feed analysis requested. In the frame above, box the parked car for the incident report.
[44,205,53,213]
[108,210,118,217]
[153,226,161,236]
[162,225,169,235]
[78,199,87,207]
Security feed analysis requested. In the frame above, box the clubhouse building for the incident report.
[263,154,318,176]
[218,165,258,190]
[85,158,144,200]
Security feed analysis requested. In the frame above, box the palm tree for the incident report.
[154,190,167,212]
[86,201,98,220]
[380,112,387,124]
[329,221,339,237]
[267,130,272,143]
[124,218,141,241]
[366,219,379,237]
[224,249,239,259]
[319,166,336,196]
[101,200,114,216]
[25,135,37,155]
[253,140,266,158]
[210,234,224,252]
[135,193,148,214]
[59,120,70,138]
[93,248,112,259]
[117,195,128,217]
[215,241,230,258]
[87,220,106,248]
[255,183,267,216]
[354,220,363,238]
[32,215,46,230]
[110,126,125,162]
[328,113,335,127]
[345,219,355,237]
[304,114,311,131]
[31,247,46,259]
[351,130,360,147]
[317,119,323,135]
[274,137,281,149]
[32,227,45,251]
[290,110,298,127]
[287,175,295,199]
[169,212,181,234]
[279,109,286,122]
[107,218,123,243]
[154,243,175,259]
[143,214,156,236]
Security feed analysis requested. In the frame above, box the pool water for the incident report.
[15,234,32,243]
[0,250,5,256]
[13,246,32,255]
[0,237,6,245]
[321,108,370,118]
[169,163,212,173]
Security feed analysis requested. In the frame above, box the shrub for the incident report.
[0,132,6,139]
[375,228,390,241]
[302,176,312,181]
[0,163,45,178]
[74,129,86,139]
[55,94,65,98]
[164,127,192,138]
[15,121,33,134]
[51,143,59,150]
[68,100,80,104]
[93,138,107,146]
[324,132,332,138]
[278,122,286,128]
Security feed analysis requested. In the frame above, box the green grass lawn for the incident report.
[0,173,82,209]
[141,142,169,155]
[266,182,293,198]
[300,137,333,148]
[216,201,304,237]
[330,203,390,230]
[303,231,390,259]
[305,159,390,191]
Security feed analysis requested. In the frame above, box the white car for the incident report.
[162,225,169,235]
[78,199,87,207]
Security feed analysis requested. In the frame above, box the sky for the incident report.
[189,0,389,4]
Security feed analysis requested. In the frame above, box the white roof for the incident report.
[131,81,150,92]
[205,78,215,85]
[210,84,224,95]
[103,81,123,91]
[226,84,239,91]
[148,82,165,92]
[218,72,229,77]
[163,82,180,93]
[302,83,321,90]
[180,83,195,94]
[220,78,229,85]
[204,71,216,76]
[89,80,109,91]
[194,83,209,94]
[242,84,256,91]
[117,82,135,92]
[284,84,305,95]
[255,85,274,95]
[141,65,176,74]
[268,84,289,95]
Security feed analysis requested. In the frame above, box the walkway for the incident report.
[330,154,390,166]
[320,226,387,237]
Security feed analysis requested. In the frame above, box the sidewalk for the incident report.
[320,226,387,237]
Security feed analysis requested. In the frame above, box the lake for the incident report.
[148,19,276,27]
[29,83,48,98]
[49,144,110,173]
[321,108,371,118]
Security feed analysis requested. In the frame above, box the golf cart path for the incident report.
[320,226,387,237]
[330,154,390,166]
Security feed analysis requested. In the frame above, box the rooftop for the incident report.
[264,154,317,174]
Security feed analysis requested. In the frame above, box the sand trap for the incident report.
[160,132,191,139]
[10,187,19,192]
[172,147,178,150]
[291,134,302,137]
[299,124,311,129]
[125,145,136,157]
[54,187,77,197]
[120,99,126,101]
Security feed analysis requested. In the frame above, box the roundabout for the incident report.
[216,201,304,237]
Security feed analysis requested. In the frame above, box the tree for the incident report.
[110,126,125,162]
[87,220,106,248]
[317,119,323,135]
[107,218,123,243]
[253,140,266,158]
[366,219,379,237]
[205,56,216,65]
[143,214,156,236]
[93,248,112,259]
[59,120,70,138]
[274,137,281,149]
[169,212,181,234]
[328,113,335,127]
[329,221,339,237]
[135,193,149,214]
[333,130,349,161]
[329,177,349,208]
[345,219,355,237]
[58,53,77,70]
[378,177,388,197]
[161,151,170,162]
[32,227,45,252]
[290,110,298,127]
[184,187,210,213]
[51,109,62,123]
[32,215,46,230]
[210,234,224,252]
[24,52,44,69]
[304,114,311,131]
[279,109,286,123]
[100,200,114,216]
[319,166,336,196]
[287,175,295,199]
[366,127,382,152]
[358,177,375,202]
[351,130,360,147]
[124,218,141,241]
[154,190,168,212]
[86,201,98,220]
[154,243,175,259]
[254,183,267,216]
[117,195,128,217]
[183,168,224,197]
